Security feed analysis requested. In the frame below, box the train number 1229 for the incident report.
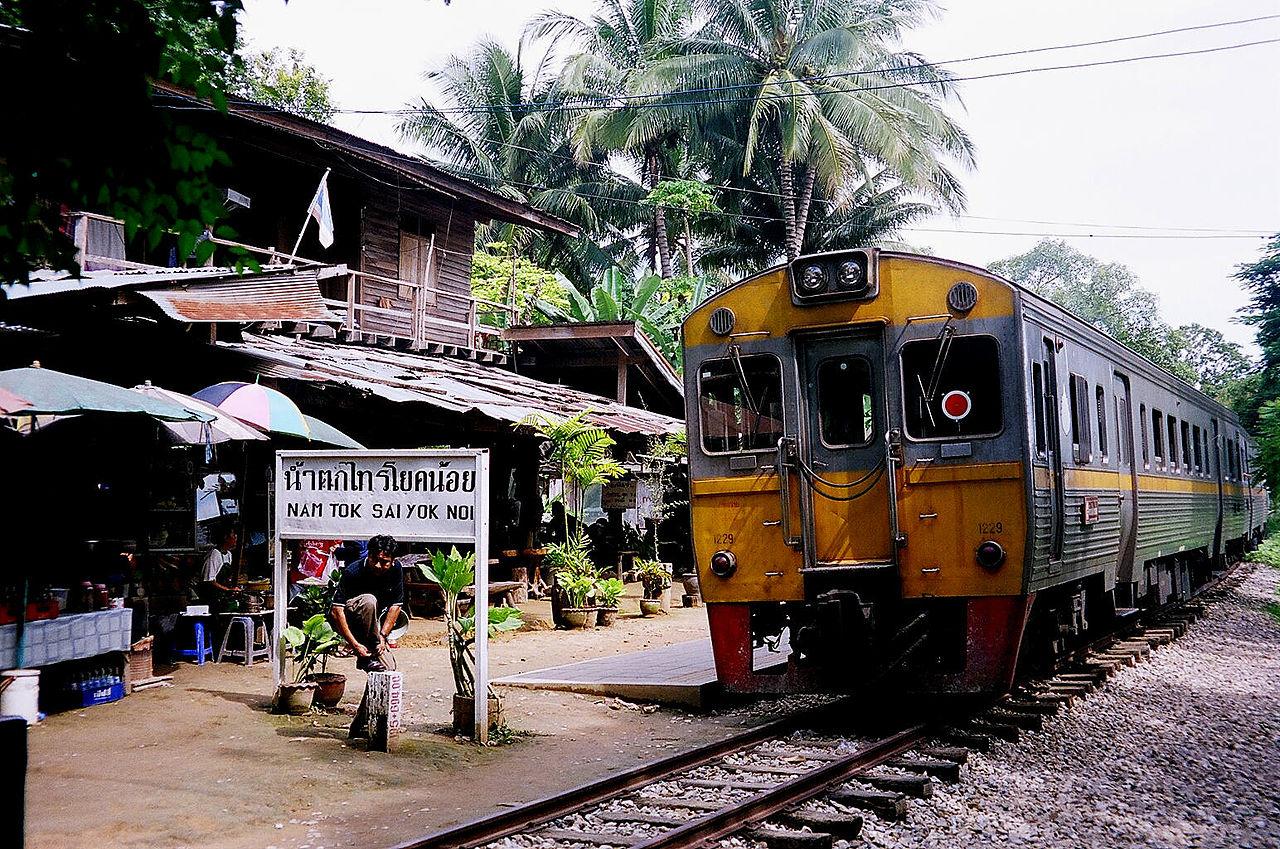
[977,521,1004,535]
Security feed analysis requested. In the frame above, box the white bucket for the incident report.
[1,669,40,725]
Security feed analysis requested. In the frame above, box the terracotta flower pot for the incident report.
[275,681,317,715]
[307,672,347,708]
[596,607,619,627]
[561,607,597,629]
[452,693,504,735]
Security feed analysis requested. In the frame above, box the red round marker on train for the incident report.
[941,389,971,421]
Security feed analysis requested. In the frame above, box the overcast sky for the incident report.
[240,0,1280,351]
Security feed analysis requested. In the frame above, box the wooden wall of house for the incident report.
[358,193,479,348]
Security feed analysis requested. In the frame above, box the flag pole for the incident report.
[290,168,331,259]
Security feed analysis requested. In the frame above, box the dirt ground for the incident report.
[23,594,794,849]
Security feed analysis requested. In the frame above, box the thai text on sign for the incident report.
[276,451,481,542]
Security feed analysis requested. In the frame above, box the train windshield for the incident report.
[901,334,1003,440]
[698,354,785,453]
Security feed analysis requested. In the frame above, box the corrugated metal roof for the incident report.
[135,271,336,323]
[5,266,339,325]
[220,334,683,437]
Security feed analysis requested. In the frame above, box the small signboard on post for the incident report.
[273,449,491,742]
[601,479,638,511]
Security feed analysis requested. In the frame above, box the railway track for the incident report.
[396,565,1248,849]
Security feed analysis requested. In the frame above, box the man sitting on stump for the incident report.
[331,535,404,673]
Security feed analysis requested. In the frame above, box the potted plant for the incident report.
[547,531,599,629]
[522,410,625,619]
[595,577,625,626]
[556,571,598,629]
[637,432,688,588]
[637,559,671,616]
[277,614,342,714]
[420,547,524,736]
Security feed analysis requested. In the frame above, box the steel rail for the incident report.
[627,725,926,849]
[393,699,852,849]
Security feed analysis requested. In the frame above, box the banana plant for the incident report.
[420,546,524,698]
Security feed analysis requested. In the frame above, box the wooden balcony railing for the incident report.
[70,212,516,354]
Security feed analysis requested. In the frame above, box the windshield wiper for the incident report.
[728,344,763,441]
[922,320,956,403]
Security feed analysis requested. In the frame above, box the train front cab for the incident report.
[684,250,1035,698]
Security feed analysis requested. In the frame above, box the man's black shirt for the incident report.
[332,558,405,609]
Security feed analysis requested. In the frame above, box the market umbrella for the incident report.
[193,381,310,439]
[0,363,210,421]
[133,382,268,445]
[0,386,31,414]
[303,414,365,449]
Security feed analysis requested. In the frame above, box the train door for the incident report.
[1112,373,1139,597]
[796,329,893,570]
[1211,418,1224,561]
[1041,338,1066,566]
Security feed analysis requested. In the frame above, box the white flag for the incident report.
[307,171,334,248]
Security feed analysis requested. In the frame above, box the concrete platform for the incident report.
[493,637,788,708]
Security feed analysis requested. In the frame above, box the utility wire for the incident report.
[328,13,1280,115]
[399,128,1276,235]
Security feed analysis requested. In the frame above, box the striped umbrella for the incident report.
[192,381,310,439]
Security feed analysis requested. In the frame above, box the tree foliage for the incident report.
[535,267,712,368]
[991,240,1196,381]
[470,241,570,326]
[232,48,336,123]
[398,39,642,288]
[0,0,245,284]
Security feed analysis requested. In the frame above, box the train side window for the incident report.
[1031,363,1047,458]
[816,355,875,447]
[1167,415,1179,471]
[1095,385,1109,463]
[900,334,1003,440]
[1192,425,1203,473]
[1151,409,1165,466]
[1068,373,1092,464]
[697,354,785,454]
[1140,404,1149,468]
[1180,421,1191,472]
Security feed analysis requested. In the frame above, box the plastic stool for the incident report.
[217,616,272,666]
[179,619,214,665]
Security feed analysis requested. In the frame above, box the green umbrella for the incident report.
[303,414,365,449]
[0,363,211,422]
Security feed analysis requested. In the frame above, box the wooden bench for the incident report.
[404,580,527,616]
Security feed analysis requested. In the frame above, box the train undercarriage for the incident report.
[707,539,1256,699]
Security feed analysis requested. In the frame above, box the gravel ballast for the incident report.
[860,564,1280,849]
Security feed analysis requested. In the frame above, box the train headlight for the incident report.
[798,264,828,294]
[836,259,866,292]
[710,549,737,578]
[975,540,1006,571]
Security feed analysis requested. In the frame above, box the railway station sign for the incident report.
[276,450,481,542]
[271,449,493,742]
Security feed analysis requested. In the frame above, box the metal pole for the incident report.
[473,450,491,743]
[271,457,287,689]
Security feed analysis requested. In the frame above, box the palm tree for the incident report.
[527,0,695,279]
[646,0,974,262]
[397,39,641,287]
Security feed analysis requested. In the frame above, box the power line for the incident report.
[355,124,1276,236]
[322,13,1280,115]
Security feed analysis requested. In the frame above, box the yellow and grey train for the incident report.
[682,249,1269,695]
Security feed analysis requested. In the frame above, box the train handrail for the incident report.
[776,437,802,549]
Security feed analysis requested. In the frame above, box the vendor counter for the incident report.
[0,609,133,668]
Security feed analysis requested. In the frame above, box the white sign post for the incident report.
[274,449,491,742]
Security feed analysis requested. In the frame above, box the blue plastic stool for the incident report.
[179,618,214,665]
